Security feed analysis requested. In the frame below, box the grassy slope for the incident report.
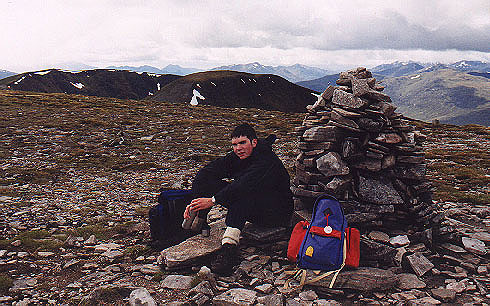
[382,69,490,125]
[1,89,488,206]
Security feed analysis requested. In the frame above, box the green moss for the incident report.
[0,274,13,295]
[124,245,150,259]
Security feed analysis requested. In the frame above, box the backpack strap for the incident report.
[283,238,347,292]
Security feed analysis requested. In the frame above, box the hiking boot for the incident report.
[211,243,239,276]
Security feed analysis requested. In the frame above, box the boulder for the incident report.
[160,219,226,269]
[306,267,398,291]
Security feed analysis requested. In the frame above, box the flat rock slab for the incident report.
[431,288,456,302]
[161,275,195,290]
[242,223,288,242]
[161,219,226,269]
[462,237,487,255]
[397,273,426,290]
[213,288,257,306]
[406,253,434,277]
[306,267,398,291]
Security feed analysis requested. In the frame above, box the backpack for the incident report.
[297,194,347,271]
[285,194,359,290]
[148,189,196,249]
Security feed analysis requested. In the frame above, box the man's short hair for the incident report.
[231,123,257,141]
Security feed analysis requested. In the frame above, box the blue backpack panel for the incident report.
[297,194,347,271]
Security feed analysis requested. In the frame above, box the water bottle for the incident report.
[182,210,197,230]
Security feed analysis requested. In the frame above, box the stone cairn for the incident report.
[293,67,438,240]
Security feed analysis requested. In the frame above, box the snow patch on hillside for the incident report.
[410,74,421,79]
[34,70,51,76]
[157,83,161,91]
[14,76,26,84]
[190,89,205,106]
[70,82,84,89]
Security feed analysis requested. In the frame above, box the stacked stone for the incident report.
[293,67,436,235]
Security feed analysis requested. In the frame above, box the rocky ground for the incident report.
[0,90,488,305]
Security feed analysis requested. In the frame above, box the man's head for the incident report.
[231,123,257,159]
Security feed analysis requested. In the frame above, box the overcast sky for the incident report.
[1,0,489,73]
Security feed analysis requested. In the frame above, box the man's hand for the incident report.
[183,197,214,219]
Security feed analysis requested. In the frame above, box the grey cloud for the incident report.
[187,10,489,52]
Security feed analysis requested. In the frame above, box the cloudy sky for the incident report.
[1,0,489,73]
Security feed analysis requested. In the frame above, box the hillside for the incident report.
[382,69,490,125]
[0,69,181,100]
[148,70,318,113]
[0,89,488,304]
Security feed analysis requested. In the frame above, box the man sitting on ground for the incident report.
[183,123,293,275]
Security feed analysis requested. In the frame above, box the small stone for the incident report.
[390,235,410,247]
[85,235,97,245]
[213,288,257,305]
[461,237,487,255]
[257,294,284,306]
[140,264,160,275]
[189,281,214,297]
[101,250,123,259]
[407,296,441,305]
[376,133,402,144]
[161,275,195,290]
[136,256,145,262]
[271,262,280,271]
[368,231,390,243]
[0,250,7,258]
[94,243,121,253]
[431,288,456,302]
[315,299,342,306]
[397,273,426,290]
[255,283,273,294]
[299,290,318,301]
[17,252,29,258]
[446,280,466,293]
[11,240,21,247]
[67,282,82,288]
[63,259,79,269]
[477,265,487,274]
[129,288,157,306]
[37,251,55,258]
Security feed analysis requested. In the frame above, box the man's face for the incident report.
[232,136,257,159]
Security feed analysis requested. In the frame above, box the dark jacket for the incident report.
[192,135,293,216]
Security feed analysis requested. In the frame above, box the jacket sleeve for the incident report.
[192,153,232,193]
[214,156,275,206]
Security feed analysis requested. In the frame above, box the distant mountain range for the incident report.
[1,60,488,125]
[106,64,201,76]
[211,62,332,83]
[106,62,332,83]
[0,69,16,80]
